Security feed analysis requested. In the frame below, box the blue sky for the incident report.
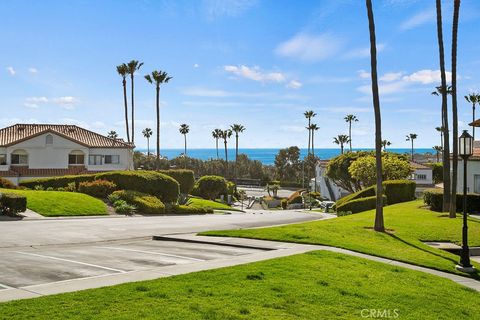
[1,0,480,150]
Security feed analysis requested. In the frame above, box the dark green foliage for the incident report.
[113,200,136,215]
[383,180,416,204]
[336,195,387,214]
[288,194,303,204]
[336,186,376,208]
[78,180,118,198]
[281,199,288,209]
[158,169,195,194]
[426,162,443,183]
[0,177,18,189]
[170,205,213,214]
[424,188,480,213]
[20,174,96,190]
[0,193,27,215]
[194,175,228,200]
[111,190,165,214]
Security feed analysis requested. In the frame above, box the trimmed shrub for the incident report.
[20,174,95,190]
[336,195,387,214]
[170,205,213,214]
[287,189,306,204]
[0,177,17,189]
[95,171,179,203]
[111,190,165,214]
[78,180,118,198]
[424,188,480,213]
[427,162,443,183]
[158,169,195,194]
[336,186,375,208]
[113,200,135,215]
[383,180,416,204]
[281,199,288,209]
[0,193,27,215]
[194,175,228,200]
[226,181,236,195]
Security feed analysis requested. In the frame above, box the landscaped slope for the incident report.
[1,251,479,319]
[0,189,107,216]
[202,200,480,276]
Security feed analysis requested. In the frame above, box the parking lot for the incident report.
[0,239,264,290]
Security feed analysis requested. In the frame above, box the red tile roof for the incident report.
[410,161,431,170]
[0,166,107,178]
[0,124,133,148]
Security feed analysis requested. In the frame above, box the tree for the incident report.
[220,129,232,177]
[116,63,130,143]
[142,128,153,156]
[435,126,444,151]
[145,70,172,169]
[231,124,246,187]
[304,110,316,154]
[465,93,480,140]
[450,0,461,218]
[126,60,143,144]
[274,146,301,182]
[107,130,118,140]
[179,124,190,169]
[344,114,358,152]
[433,145,443,163]
[366,0,384,232]
[381,140,391,151]
[349,156,412,188]
[212,129,223,159]
[309,124,319,157]
[333,135,349,154]
[435,0,451,213]
[405,133,417,161]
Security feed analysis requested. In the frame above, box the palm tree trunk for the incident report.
[147,137,150,156]
[307,119,311,155]
[235,134,239,188]
[184,134,187,169]
[216,138,219,159]
[411,140,414,161]
[440,131,444,151]
[473,103,476,141]
[312,131,317,192]
[436,0,451,213]
[349,121,352,151]
[156,85,160,169]
[224,140,228,177]
[131,74,135,144]
[122,78,130,143]
[366,0,384,232]
[341,144,344,154]
[437,150,440,163]
[450,0,460,218]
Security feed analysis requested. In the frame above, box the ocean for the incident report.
[136,148,434,165]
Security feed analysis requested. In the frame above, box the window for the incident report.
[416,174,427,180]
[474,175,480,194]
[11,154,28,165]
[0,154,6,165]
[104,155,120,164]
[45,134,53,145]
[68,154,84,165]
[89,155,102,165]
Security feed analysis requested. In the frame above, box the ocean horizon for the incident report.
[136,148,434,165]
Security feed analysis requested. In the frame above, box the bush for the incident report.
[170,205,213,214]
[427,162,443,183]
[0,177,17,189]
[383,180,416,204]
[336,186,376,208]
[281,199,288,209]
[78,180,118,198]
[287,189,306,204]
[158,169,195,194]
[194,175,228,200]
[20,174,95,189]
[226,181,236,195]
[336,195,387,214]
[111,190,165,214]
[424,188,480,213]
[113,200,135,215]
[0,193,27,215]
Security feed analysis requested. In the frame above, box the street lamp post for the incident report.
[456,130,476,273]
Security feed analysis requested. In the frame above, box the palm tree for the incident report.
[179,124,190,168]
[366,0,384,232]
[450,0,461,218]
[344,114,358,151]
[333,135,349,154]
[116,63,130,143]
[107,130,118,140]
[309,124,319,157]
[221,129,232,177]
[142,128,153,156]
[435,126,444,151]
[231,124,246,187]
[212,129,222,159]
[465,93,480,140]
[126,60,144,144]
[381,140,391,151]
[433,145,443,163]
[435,0,451,213]
[145,70,172,169]
[406,133,417,161]
[304,110,316,154]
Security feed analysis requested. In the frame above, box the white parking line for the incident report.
[14,252,126,273]
[96,246,205,262]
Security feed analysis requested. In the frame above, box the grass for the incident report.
[202,200,480,277]
[187,197,243,212]
[1,251,479,319]
[0,188,107,217]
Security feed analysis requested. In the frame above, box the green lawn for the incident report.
[1,251,479,319]
[1,188,107,217]
[202,200,480,277]
[187,197,243,212]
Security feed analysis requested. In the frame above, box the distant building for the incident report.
[0,124,134,184]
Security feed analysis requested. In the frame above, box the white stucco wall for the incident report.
[87,148,133,170]
[413,168,433,185]
[455,159,480,194]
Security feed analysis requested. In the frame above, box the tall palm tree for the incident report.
[107,130,118,140]
[465,93,480,140]
[333,135,349,154]
[212,129,222,159]
[309,124,319,157]
[179,124,190,168]
[406,133,417,161]
[126,60,144,144]
[231,124,246,187]
[304,110,316,154]
[450,0,461,218]
[116,63,130,143]
[435,0,451,213]
[381,140,391,151]
[344,114,358,152]
[433,145,443,163]
[366,0,384,232]
[221,129,232,177]
[145,70,172,169]
[142,128,153,156]
[435,126,444,151]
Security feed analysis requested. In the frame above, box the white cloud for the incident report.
[203,0,257,18]
[23,96,78,110]
[357,70,370,79]
[24,96,48,108]
[286,80,302,89]
[402,69,452,84]
[275,33,343,62]
[343,43,386,59]
[28,67,38,74]
[193,63,199,68]
[357,81,409,95]
[6,66,16,76]
[318,106,372,114]
[380,72,404,82]
[224,65,286,83]
[399,8,435,31]
[53,96,78,109]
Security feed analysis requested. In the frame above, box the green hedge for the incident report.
[424,188,480,213]
[158,169,195,194]
[0,193,27,215]
[78,180,118,198]
[112,190,165,214]
[20,174,95,189]
[194,175,228,200]
[336,195,387,214]
[170,205,213,214]
[336,186,375,208]
[383,180,416,204]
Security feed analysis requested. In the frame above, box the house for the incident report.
[453,140,480,194]
[0,124,134,184]
[409,161,434,194]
